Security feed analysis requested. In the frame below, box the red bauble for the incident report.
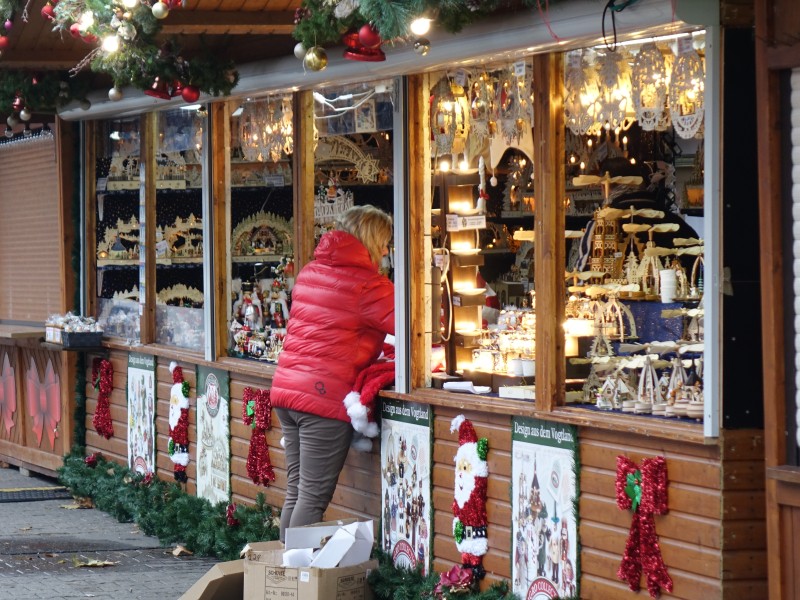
[181,85,200,103]
[69,23,81,38]
[81,33,98,44]
[358,23,382,49]
[41,4,55,21]
[0,36,9,50]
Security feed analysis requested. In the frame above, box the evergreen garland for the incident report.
[58,452,279,561]
[0,71,91,116]
[368,550,519,599]
[292,0,541,50]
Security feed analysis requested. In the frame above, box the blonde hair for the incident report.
[335,205,393,264]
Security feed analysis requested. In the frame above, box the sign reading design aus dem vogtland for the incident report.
[511,417,579,600]
[380,399,432,576]
[196,366,230,505]
[127,352,156,475]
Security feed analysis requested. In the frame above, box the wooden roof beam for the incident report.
[160,10,295,35]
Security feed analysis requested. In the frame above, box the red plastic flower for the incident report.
[226,503,239,527]
[84,452,100,468]
[433,565,474,597]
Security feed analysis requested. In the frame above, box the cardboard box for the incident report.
[178,559,244,600]
[244,541,376,600]
[284,518,359,551]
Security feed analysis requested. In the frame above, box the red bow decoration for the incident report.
[91,358,114,439]
[0,353,17,436]
[26,359,60,450]
[243,387,275,486]
[615,455,673,598]
[433,565,474,597]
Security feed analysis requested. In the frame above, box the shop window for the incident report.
[154,107,207,350]
[228,95,295,362]
[94,116,142,342]
[562,34,707,420]
[312,78,396,268]
[426,64,537,397]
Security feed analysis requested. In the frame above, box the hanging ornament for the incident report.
[152,1,170,19]
[303,46,328,71]
[342,29,385,62]
[669,37,705,139]
[632,42,669,132]
[11,94,23,111]
[358,23,382,49]
[144,76,171,100]
[0,36,9,50]
[6,115,18,127]
[19,107,31,121]
[4,19,12,31]
[40,3,55,21]
[108,86,124,101]
[181,84,200,103]
[414,38,430,56]
[293,42,306,60]
[91,358,114,440]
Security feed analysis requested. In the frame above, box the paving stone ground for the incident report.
[0,465,221,599]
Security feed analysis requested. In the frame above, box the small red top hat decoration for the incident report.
[144,77,171,100]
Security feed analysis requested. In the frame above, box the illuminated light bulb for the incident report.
[579,161,586,170]
[79,11,94,29]
[587,139,592,148]
[630,158,636,165]
[459,155,469,171]
[102,34,120,52]
[569,155,576,164]
[123,0,138,7]
[409,17,431,36]
[439,159,450,172]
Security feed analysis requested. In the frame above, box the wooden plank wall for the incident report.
[84,352,767,597]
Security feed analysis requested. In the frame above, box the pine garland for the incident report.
[0,70,91,117]
[58,451,279,560]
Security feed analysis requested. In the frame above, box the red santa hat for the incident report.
[344,360,395,440]
[450,414,488,477]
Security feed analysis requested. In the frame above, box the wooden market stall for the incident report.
[0,0,771,598]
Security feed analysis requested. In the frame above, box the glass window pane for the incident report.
[94,116,141,342]
[154,107,207,350]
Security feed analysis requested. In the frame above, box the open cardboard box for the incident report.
[244,540,376,600]
[286,519,374,568]
[178,559,244,600]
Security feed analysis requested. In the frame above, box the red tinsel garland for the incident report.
[242,387,275,486]
[615,455,673,598]
[91,358,114,439]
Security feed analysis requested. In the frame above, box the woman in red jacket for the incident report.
[271,205,394,541]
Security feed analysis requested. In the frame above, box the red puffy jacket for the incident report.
[270,230,395,422]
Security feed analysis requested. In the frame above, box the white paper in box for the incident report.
[309,521,373,568]
[285,518,361,551]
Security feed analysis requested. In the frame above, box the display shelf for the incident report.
[232,255,283,264]
[97,257,204,267]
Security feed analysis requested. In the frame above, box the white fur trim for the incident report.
[450,414,466,434]
[454,444,488,477]
[169,361,178,374]
[279,436,285,448]
[452,518,488,556]
[346,393,371,435]
[170,451,190,466]
[384,334,396,346]
[343,390,362,409]
[363,421,379,438]
[350,434,373,452]
[456,537,488,556]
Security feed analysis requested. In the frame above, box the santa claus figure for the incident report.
[450,414,489,581]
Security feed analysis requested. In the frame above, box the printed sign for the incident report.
[381,399,432,575]
[127,353,156,474]
[196,366,231,504]
[511,417,579,599]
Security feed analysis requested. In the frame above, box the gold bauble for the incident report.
[303,46,328,72]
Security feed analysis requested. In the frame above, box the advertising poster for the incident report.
[196,366,231,504]
[380,399,432,575]
[127,352,156,474]
[511,417,579,600]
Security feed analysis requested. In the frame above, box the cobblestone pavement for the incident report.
[0,465,221,599]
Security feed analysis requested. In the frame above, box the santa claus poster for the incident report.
[511,417,579,600]
[127,353,156,475]
[196,366,230,505]
[380,399,432,575]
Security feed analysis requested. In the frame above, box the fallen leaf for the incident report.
[19,526,31,531]
[57,559,66,564]
[73,557,119,568]
[172,545,193,557]
[61,503,82,510]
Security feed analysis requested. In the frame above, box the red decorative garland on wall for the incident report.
[615,455,673,598]
[168,362,191,483]
[242,387,275,486]
[91,358,114,439]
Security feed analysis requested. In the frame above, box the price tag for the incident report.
[677,36,693,55]
[97,177,108,191]
[453,69,468,88]
[514,60,527,78]
[567,51,582,69]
